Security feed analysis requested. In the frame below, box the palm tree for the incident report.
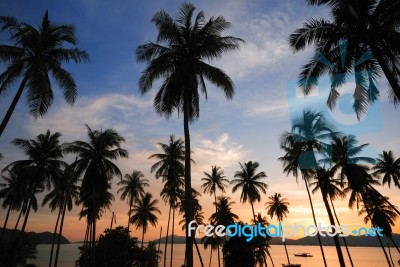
[289,0,400,115]
[360,192,398,266]
[309,167,355,266]
[201,165,228,267]
[65,125,128,266]
[209,196,238,267]
[0,169,26,243]
[373,151,400,188]
[130,192,161,266]
[136,4,243,265]
[266,193,291,266]
[148,134,185,267]
[231,161,268,221]
[252,213,272,267]
[117,170,149,232]
[0,11,89,136]
[279,110,335,267]
[5,130,65,243]
[53,165,80,267]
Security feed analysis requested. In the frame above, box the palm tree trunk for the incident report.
[279,221,290,265]
[12,201,26,239]
[193,237,205,267]
[48,205,63,267]
[158,226,163,264]
[303,176,328,267]
[369,186,400,216]
[183,95,193,267]
[214,192,221,267]
[209,247,213,267]
[170,207,175,267]
[124,200,133,267]
[141,229,145,267]
[54,201,67,267]
[377,233,393,267]
[16,198,31,240]
[389,236,400,254]
[92,186,96,267]
[0,205,12,243]
[330,197,354,267]
[0,77,28,136]
[388,242,395,267]
[320,192,345,267]
[164,205,172,267]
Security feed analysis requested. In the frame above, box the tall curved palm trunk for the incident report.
[330,198,354,267]
[319,188,345,266]
[303,176,328,267]
[183,100,194,266]
[48,206,63,267]
[0,205,12,243]
[164,206,172,267]
[54,201,67,267]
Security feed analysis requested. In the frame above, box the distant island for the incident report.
[0,228,70,245]
[152,233,400,248]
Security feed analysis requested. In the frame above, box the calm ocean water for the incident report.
[28,243,399,267]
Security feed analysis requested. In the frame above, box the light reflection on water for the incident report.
[28,243,398,267]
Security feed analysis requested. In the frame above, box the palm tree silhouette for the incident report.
[251,213,273,267]
[42,163,79,267]
[65,125,128,266]
[266,193,291,265]
[3,130,64,265]
[231,161,268,221]
[209,196,238,267]
[148,135,184,267]
[130,192,161,266]
[279,110,335,267]
[360,192,398,266]
[0,12,89,136]
[136,4,243,265]
[373,151,400,188]
[201,165,229,267]
[117,170,149,233]
[0,169,26,243]
[289,0,400,115]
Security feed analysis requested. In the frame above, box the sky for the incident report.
[0,0,400,243]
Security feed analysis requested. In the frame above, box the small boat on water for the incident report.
[294,252,313,257]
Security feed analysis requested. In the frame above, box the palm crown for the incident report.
[0,11,89,135]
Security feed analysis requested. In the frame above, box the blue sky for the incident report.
[1,0,399,241]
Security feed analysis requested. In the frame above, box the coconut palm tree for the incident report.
[209,196,238,267]
[42,165,80,267]
[266,193,291,266]
[117,170,149,232]
[5,130,65,245]
[309,168,355,266]
[360,192,398,266]
[201,165,228,267]
[289,0,400,116]
[0,169,26,243]
[231,161,268,221]
[251,213,272,267]
[148,135,185,267]
[65,125,128,266]
[130,192,161,267]
[279,110,336,267]
[136,4,243,264]
[0,11,89,136]
[52,164,80,267]
[373,151,400,188]
[329,135,400,216]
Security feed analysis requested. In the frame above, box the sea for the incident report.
[27,243,399,267]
